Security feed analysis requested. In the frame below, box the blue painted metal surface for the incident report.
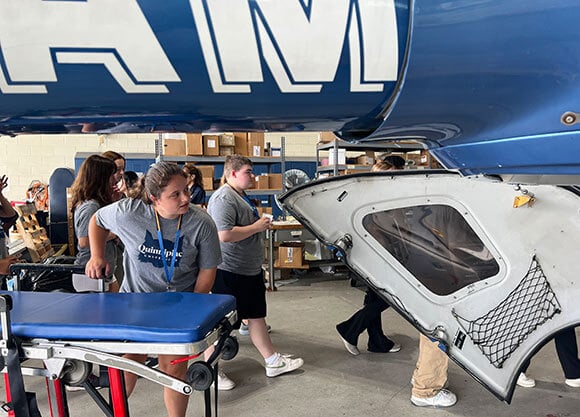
[1,1,580,176]
[370,1,580,176]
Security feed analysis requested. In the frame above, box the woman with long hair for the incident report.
[183,163,206,205]
[70,155,120,292]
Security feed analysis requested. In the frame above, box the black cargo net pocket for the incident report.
[452,256,560,368]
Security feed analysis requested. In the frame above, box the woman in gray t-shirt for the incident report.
[85,162,221,417]
[70,155,120,292]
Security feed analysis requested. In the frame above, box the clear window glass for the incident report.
[363,205,499,295]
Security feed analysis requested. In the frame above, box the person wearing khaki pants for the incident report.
[411,334,457,407]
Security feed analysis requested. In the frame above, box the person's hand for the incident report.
[0,255,19,275]
[0,175,8,194]
[254,216,272,232]
[110,180,125,201]
[85,256,111,279]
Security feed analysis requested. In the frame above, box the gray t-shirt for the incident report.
[207,184,264,275]
[95,198,222,293]
[74,199,117,268]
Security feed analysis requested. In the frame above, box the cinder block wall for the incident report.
[0,132,319,201]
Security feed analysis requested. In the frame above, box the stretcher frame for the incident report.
[0,291,238,417]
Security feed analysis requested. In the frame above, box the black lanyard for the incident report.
[155,211,183,291]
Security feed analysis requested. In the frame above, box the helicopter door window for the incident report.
[362,204,499,296]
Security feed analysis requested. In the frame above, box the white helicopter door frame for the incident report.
[280,171,580,402]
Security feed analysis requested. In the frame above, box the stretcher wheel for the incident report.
[221,336,239,361]
[61,359,92,386]
[186,361,213,391]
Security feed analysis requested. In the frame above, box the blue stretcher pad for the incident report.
[0,291,236,344]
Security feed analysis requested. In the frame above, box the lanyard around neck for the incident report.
[229,184,259,219]
[155,211,183,288]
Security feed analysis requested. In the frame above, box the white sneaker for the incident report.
[565,378,580,387]
[411,389,457,408]
[216,369,236,390]
[265,354,304,377]
[339,336,360,356]
[239,322,271,336]
[388,342,402,353]
[517,373,536,388]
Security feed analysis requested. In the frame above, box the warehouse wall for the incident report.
[0,132,319,202]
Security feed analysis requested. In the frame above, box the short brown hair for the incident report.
[221,154,252,186]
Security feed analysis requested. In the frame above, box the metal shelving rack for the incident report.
[316,138,425,178]
[155,133,290,198]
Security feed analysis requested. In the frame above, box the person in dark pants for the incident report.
[555,328,580,387]
[336,157,404,355]
[336,289,400,354]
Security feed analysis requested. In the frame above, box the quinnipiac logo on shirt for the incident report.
[138,230,184,268]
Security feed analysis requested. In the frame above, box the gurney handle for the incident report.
[42,343,193,395]
[8,263,109,291]
[9,263,86,274]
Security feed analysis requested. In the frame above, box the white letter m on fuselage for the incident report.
[192,0,398,93]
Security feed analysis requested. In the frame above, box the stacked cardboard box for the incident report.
[247,132,265,157]
[162,131,269,158]
[219,134,235,156]
[196,165,215,190]
[277,242,305,268]
[162,137,186,156]
[319,131,337,143]
[161,133,203,156]
[356,151,375,165]
[233,132,248,155]
[203,135,220,156]
[253,173,283,190]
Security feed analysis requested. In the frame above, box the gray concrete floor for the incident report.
[5,271,580,416]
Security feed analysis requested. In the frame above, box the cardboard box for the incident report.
[356,151,375,165]
[278,242,305,268]
[203,135,220,156]
[234,132,248,156]
[320,131,337,143]
[163,138,186,156]
[268,173,283,190]
[257,206,273,217]
[161,133,202,156]
[271,147,281,157]
[202,177,213,191]
[247,132,265,157]
[219,133,235,147]
[186,133,203,156]
[219,145,235,156]
[255,175,269,189]
[196,165,215,181]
